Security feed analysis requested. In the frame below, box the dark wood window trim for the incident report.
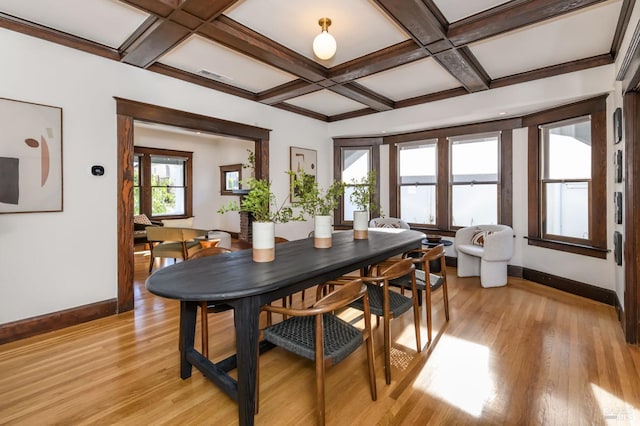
[384,119,514,235]
[523,95,608,258]
[333,137,382,227]
[134,146,193,219]
[219,164,243,195]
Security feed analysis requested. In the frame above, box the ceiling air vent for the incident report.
[199,69,232,82]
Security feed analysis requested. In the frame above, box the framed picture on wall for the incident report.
[614,107,622,143]
[615,191,623,224]
[290,146,317,202]
[614,231,623,266]
[0,97,63,214]
[615,149,623,183]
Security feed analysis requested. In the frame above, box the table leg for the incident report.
[234,296,261,426]
[179,300,198,379]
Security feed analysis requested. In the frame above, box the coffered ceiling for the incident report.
[0,0,634,122]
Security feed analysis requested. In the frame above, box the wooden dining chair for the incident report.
[388,244,450,344]
[146,226,208,272]
[188,246,233,359]
[348,258,421,384]
[260,278,376,425]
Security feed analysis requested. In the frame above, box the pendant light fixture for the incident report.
[312,17,336,60]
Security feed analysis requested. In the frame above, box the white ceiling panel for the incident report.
[0,0,149,48]
[286,90,367,116]
[432,0,511,23]
[469,1,623,79]
[158,35,297,93]
[356,57,462,101]
[224,0,409,67]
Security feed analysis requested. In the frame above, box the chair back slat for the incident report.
[375,258,415,281]
[312,279,366,311]
[189,247,231,260]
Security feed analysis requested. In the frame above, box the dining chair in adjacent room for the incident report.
[348,258,421,384]
[189,246,233,359]
[146,226,208,272]
[260,278,376,425]
[388,245,450,344]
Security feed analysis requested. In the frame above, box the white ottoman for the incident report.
[207,231,232,249]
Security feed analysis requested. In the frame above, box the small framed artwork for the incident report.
[290,146,317,202]
[614,231,623,266]
[615,191,623,224]
[615,149,623,183]
[220,164,242,195]
[614,107,622,143]
[0,97,63,214]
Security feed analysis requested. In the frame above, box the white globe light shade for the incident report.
[313,31,336,60]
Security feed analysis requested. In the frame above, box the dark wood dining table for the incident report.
[145,229,424,426]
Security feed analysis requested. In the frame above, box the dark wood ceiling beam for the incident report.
[328,41,428,83]
[491,53,613,89]
[448,0,610,46]
[181,0,240,21]
[0,13,121,60]
[119,0,178,18]
[148,63,256,100]
[273,103,328,122]
[434,47,490,92]
[199,16,327,83]
[121,20,189,67]
[373,0,446,46]
[610,0,636,60]
[395,87,468,109]
[257,80,323,105]
[330,83,395,111]
[328,108,378,122]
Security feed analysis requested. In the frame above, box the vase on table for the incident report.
[353,210,369,240]
[252,221,275,262]
[314,215,333,248]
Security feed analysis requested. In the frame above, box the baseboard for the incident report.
[0,298,117,345]
[522,268,616,306]
[445,257,614,306]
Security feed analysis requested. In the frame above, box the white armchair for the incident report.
[454,224,514,288]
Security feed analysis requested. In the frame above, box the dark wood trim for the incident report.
[522,268,616,306]
[0,12,121,60]
[121,20,190,67]
[610,0,636,60]
[527,125,541,238]
[436,137,449,229]
[491,54,614,89]
[118,115,135,312]
[447,0,609,46]
[257,80,322,105]
[383,117,522,144]
[328,108,379,122]
[526,237,608,259]
[434,47,489,92]
[395,87,468,109]
[500,130,513,227]
[330,83,394,111]
[272,103,329,122]
[389,142,398,218]
[116,98,270,314]
[522,94,608,126]
[373,0,446,46]
[0,299,117,344]
[114,97,270,140]
[623,91,640,344]
[219,164,243,195]
[507,265,524,278]
[148,63,256,101]
[618,19,640,92]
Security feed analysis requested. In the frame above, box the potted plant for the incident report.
[218,176,303,262]
[290,171,344,248]
[350,170,377,240]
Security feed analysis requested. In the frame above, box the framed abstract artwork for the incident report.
[0,98,63,213]
[615,149,623,183]
[614,231,623,266]
[290,146,317,202]
[615,191,623,224]
[613,107,622,143]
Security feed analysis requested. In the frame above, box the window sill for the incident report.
[525,236,608,259]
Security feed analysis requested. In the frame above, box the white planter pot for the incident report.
[314,215,333,248]
[252,221,275,262]
[353,210,369,240]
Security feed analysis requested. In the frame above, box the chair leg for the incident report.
[363,318,377,400]
[412,296,422,354]
[200,301,209,359]
[148,255,155,273]
[315,356,326,425]
[425,283,433,344]
[383,314,391,384]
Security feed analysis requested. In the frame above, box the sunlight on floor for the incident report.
[413,335,494,417]
[591,383,638,424]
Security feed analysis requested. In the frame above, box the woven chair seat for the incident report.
[350,284,413,317]
[389,270,444,292]
[263,314,363,365]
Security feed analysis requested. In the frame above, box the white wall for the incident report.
[0,28,328,323]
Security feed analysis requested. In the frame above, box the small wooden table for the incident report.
[146,229,424,426]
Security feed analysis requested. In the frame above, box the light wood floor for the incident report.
[1,248,639,425]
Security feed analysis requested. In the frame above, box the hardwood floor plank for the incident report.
[1,249,639,425]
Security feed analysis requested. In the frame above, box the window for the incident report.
[450,133,499,227]
[342,147,372,222]
[220,164,242,196]
[541,117,591,241]
[525,95,607,258]
[398,141,437,225]
[134,147,193,219]
[333,138,381,226]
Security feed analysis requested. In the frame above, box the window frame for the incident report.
[134,146,193,220]
[396,139,438,227]
[219,163,242,196]
[524,95,607,258]
[333,137,381,227]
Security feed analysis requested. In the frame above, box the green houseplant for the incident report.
[349,170,378,239]
[290,171,344,248]
[218,176,303,261]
